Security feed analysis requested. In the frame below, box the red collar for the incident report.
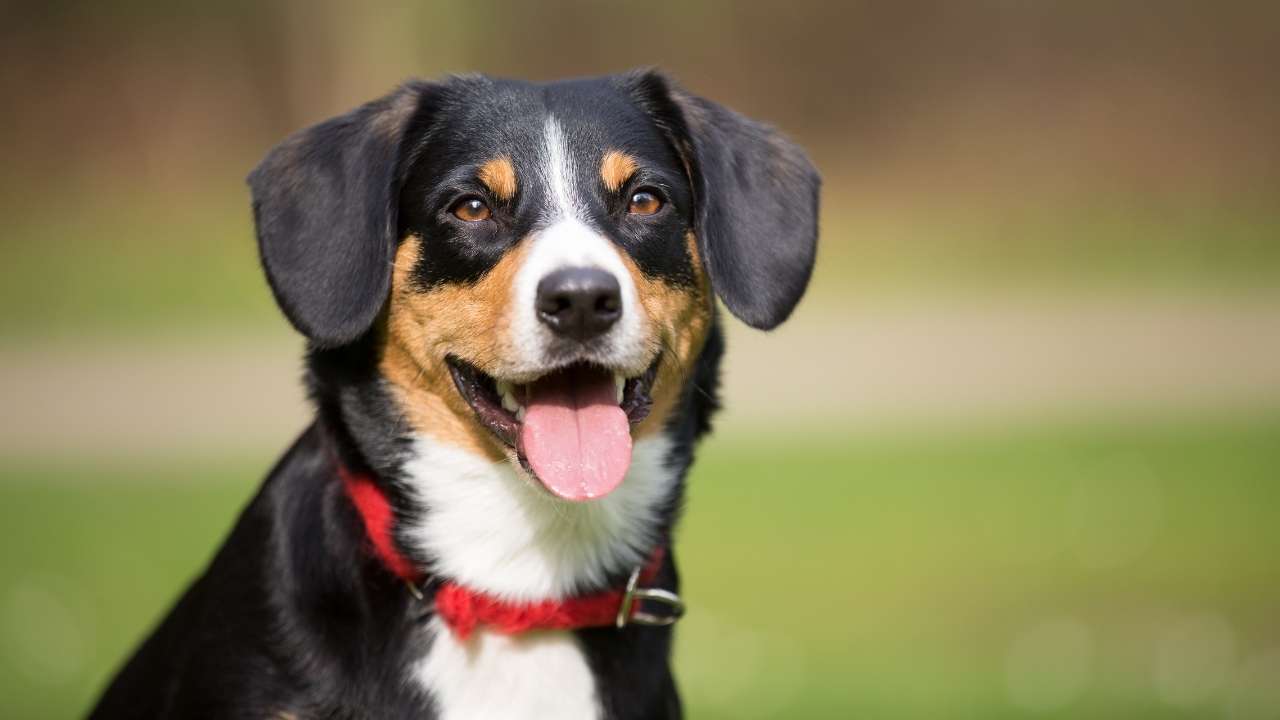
[340,465,682,639]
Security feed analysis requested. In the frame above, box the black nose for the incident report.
[536,267,622,341]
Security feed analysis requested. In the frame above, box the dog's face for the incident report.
[250,72,818,502]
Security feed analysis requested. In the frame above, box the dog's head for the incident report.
[249,71,818,502]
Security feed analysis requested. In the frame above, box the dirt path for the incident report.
[721,292,1280,432]
[3,294,1278,456]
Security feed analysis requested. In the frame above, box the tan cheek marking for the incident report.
[620,233,713,439]
[600,150,638,193]
[378,236,529,460]
[477,155,517,201]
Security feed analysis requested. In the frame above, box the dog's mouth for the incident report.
[447,356,658,502]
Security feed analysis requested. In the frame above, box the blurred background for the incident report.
[2,1,1278,717]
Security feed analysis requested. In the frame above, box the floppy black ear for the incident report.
[627,71,820,330]
[248,82,430,347]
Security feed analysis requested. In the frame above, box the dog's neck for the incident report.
[397,431,680,601]
[306,326,724,602]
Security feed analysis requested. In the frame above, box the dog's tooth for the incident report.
[515,406,526,421]
[614,374,625,404]
[496,380,521,414]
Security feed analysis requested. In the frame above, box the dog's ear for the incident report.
[248,82,434,347]
[625,71,820,330]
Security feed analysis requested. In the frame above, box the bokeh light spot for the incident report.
[1224,648,1280,720]
[1005,617,1095,712]
[1152,612,1236,707]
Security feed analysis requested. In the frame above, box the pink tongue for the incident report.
[519,366,632,502]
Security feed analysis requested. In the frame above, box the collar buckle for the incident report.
[615,565,685,628]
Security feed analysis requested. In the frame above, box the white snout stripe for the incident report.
[505,118,650,377]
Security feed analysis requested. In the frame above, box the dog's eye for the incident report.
[451,197,492,222]
[627,189,663,216]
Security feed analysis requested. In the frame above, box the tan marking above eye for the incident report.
[627,189,662,216]
[452,197,492,222]
[477,155,518,201]
[600,150,638,192]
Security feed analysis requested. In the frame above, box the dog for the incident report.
[90,70,818,719]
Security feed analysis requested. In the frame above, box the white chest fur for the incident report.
[415,618,600,719]
[399,432,678,716]
[400,433,677,601]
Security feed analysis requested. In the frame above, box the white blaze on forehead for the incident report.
[502,117,650,376]
[541,116,581,221]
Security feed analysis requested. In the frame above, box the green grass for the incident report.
[2,415,1278,718]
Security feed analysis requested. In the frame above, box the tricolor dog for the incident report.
[91,70,819,719]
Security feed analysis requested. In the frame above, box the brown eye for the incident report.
[451,197,491,222]
[627,189,663,216]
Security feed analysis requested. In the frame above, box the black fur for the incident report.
[91,71,816,719]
